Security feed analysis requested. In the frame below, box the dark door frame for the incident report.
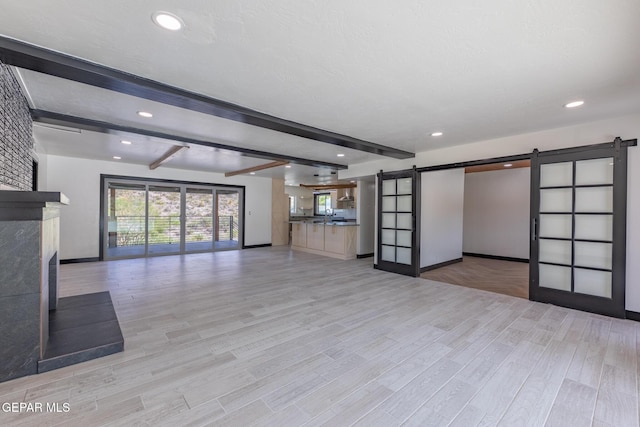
[99,174,246,261]
[375,167,421,277]
[529,137,633,318]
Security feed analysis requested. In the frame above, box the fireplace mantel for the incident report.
[0,191,69,219]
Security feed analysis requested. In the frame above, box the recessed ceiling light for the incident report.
[121,140,132,145]
[250,172,256,175]
[564,100,584,108]
[137,111,153,118]
[350,180,356,183]
[113,156,121,160]
[285,165,292,168]
[152,12,184,31]
[504,163,513,168]
[431,132,443,137]
[337,154,345,157]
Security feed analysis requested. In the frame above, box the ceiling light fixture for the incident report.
[121,140,132,145]
[113,156,121,160]
[337,154,345,157]
[564,100,584,108]
[285,165,292,168]
[504,163,513,168]
[250,172,256,175]
[137,111,153,118]
[152,11,184,31]
[431,132,443,137]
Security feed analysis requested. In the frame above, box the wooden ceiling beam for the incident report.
[225,160,289,177]
[300,183,357,190]
[149,145,189,170]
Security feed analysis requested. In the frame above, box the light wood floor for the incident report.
[421,256,529,299]
[0,247,638,426]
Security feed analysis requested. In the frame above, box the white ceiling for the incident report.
[2,0,640,184]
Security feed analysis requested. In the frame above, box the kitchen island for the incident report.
[290,221,358,260]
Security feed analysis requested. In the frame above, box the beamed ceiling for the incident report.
[1,1,639,185]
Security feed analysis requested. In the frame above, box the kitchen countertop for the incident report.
[289,220,359,226]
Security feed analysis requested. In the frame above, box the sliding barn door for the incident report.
[529,139,631,318]
[376,168,420,277]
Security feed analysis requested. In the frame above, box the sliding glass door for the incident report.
[148,185,182,255]
[185,187,214,253]
[216,190,240,250]
[106,183,146,258]
[103,177,243,260]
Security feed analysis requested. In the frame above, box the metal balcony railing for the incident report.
[108,215,238,247]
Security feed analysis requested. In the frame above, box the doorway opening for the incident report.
[420,160,531,299]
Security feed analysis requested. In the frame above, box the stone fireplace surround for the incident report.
[0,191,123,383]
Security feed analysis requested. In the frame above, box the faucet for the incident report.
[324,208,332,223]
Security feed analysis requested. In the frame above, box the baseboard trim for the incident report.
[242,243,272,249]
[420,257,463,273]
[463,252,529,264]
[626,310,640,322]
[357,253,374,259]
[60,257,100,264]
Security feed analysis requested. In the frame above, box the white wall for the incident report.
[463,168,530,260]
[343,112,640,312]
[341,113,640,180]
[44,155,272,259]
[420,169,465,268]
[356,177,375,256]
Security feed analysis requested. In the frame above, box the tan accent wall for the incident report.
[271,178,289,246]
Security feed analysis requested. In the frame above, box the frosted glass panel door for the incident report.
[530,139,629,318]
[377,172,419,277]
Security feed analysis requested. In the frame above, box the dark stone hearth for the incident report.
[38,292,124,373]
[54,291,113,310]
